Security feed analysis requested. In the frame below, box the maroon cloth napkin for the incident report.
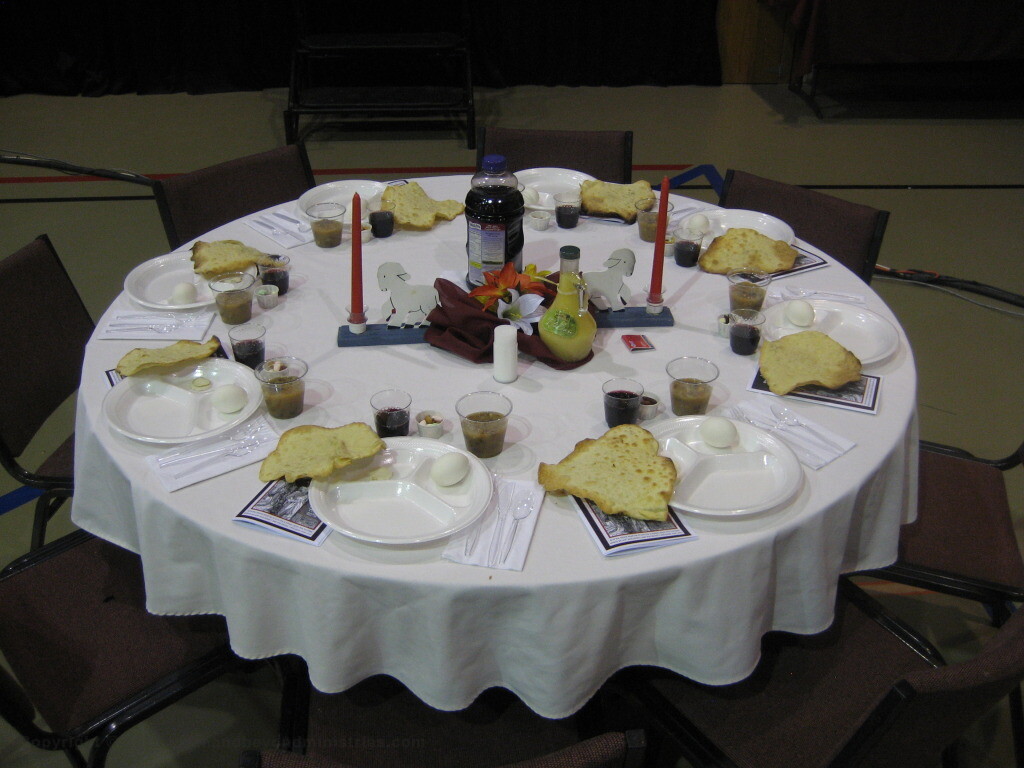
[424,279,593,370]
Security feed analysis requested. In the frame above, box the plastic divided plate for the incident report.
[308,438,493,545]
[649,416,803,517]
[763,300,899,366]
[103,358,262,444]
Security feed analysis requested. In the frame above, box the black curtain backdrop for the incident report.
[0,0,721,97]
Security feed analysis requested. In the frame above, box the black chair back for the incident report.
[0,234,92,472]
[155,144,315,249]
[718,169,889,283]
[477,128,633,184]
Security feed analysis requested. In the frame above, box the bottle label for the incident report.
[540,310,578,338]
[467,218,522,284]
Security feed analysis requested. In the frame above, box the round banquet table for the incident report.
[71,174,918,719]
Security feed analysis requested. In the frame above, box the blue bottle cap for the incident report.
[481,154,507,173]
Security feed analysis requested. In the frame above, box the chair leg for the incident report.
[32,491,69,551]
[1009,684,1024,768]
[62,747,88,768]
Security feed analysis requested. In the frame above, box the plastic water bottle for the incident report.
[465,154,525,286]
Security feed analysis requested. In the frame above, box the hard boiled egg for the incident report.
[211,384,248,414]
[785,299,815,327]
[170,281,198,304]
[687,213,710,235]
[431,452,470,487]
[521,186,541,205]
[700,416,739,449]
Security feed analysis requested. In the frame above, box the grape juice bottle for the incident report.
[465,154,525,286]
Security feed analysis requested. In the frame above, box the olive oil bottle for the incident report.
[539,246,596,363]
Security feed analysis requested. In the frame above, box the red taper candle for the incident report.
[648,176,670,304]
[348,193,366,326]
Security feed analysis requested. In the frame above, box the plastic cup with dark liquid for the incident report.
[228,323,266,369]
[554,192,581,229]
[371,388,412,438]
[729,309,766,356]
[666,357,719,416]
[602,378,644,428]
[258,255,290,296]
[369,200,396,238]
[672,227,703,268]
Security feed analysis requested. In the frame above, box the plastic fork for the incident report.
[107,322,178,334]
[253,217,303,243]
[783,286,865,303]
[769,403,844,452]
[171,440,263,478]
[158,422,264,466]
[272,211,310,232]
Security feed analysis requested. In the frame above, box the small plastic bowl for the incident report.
[416,410,444,438]
[639,394,660,420]
[527,211,552,231]
[256,284,279,309]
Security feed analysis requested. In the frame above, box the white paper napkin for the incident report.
[246,210,314,248]
[728,399,854,470]
[97,311,215,341]
[444,478,544,571]
[146,417,278,491]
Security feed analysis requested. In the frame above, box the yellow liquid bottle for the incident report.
[539,246,597,363]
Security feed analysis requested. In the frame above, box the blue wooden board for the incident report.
[337,307,675,347]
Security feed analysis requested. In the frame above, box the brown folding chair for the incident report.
[609,577,1024,768]
[270,663,644,768]
[476,128,634,184]
[860,434,1024,763]
[0,529,251,768]
[154,144,316,249]
[0,234,94,551]
[718,169,889,283]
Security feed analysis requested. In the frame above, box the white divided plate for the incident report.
[649,416,802,517]
[297,180,388,224]
[103,358,262,444]
[124,252,214,311]
[763,299,899,366]
[309,438,493,545]
[686,208,795,245]
[514,167,596,212]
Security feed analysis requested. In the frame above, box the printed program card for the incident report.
[574,497,697,556]
[235,479,331,546]
[750,369,881,414]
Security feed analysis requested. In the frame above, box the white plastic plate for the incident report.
[297,180,388,224]
[103,358,262,444]
[124,252,214,311]
[514,167,596,212]
[649,416,803,517]
[763,300,899,366]
[309,438,493,545]
[687,208,795,245]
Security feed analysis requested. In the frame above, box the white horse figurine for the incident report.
[583,249,636,311]
[377,262,439,328]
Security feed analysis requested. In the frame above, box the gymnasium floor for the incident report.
[1,83,1022,766]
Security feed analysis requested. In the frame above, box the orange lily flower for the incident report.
[468,262,553,312]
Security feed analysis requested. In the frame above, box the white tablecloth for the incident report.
[72,175,917,718]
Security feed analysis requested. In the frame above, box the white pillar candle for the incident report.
[492,324,518,383]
